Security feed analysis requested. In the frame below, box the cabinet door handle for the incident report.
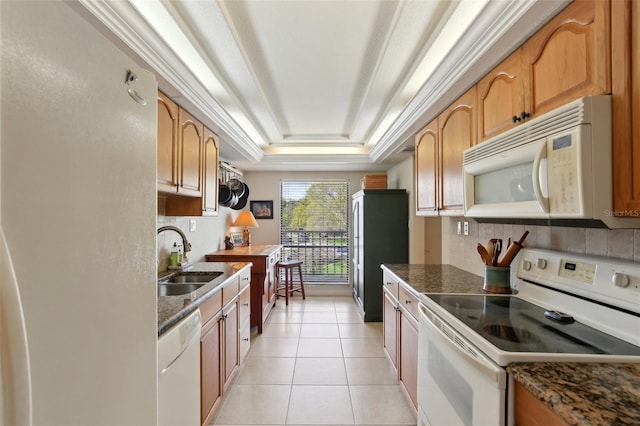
[512,115,521,123]
[520,111,530,121]
[405,300,411,304]
[242,338,249,342]
[242,303,249,307]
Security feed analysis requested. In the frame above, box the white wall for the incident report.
[157,196,243,270]
[387,156,424,263]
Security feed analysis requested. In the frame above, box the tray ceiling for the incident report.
[79,0,569,171]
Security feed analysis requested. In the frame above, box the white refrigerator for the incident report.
[1,1,159,424]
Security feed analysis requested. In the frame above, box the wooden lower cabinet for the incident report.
[382,271,418,412]
[383,290,398,369]
[399,304,418,408]
[222,299,239,390]
[514,382,568,426]
[206,245,282,333]
[200,310,222,425]
[200,270,251,426]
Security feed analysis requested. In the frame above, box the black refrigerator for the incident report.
[352,189,408,321]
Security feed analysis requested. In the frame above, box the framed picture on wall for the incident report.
[250,200,273,219]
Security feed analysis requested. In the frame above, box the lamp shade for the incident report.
[232,211,259,228]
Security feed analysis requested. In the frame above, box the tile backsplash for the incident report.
[444,217,639,277]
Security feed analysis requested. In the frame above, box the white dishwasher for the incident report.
[158,309,201,426]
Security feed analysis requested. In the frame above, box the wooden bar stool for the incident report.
[275,260,306,305]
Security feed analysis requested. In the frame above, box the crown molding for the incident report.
[369,0,571,162]
[76,0,263,162]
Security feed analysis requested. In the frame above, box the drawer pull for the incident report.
[242,338,249,342]
[405,300,412,304]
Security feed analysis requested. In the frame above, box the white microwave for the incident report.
[463,96,640,229]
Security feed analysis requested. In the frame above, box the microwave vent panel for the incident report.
[464,96,609,164]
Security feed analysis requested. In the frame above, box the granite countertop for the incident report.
[381,263,485,295]
[508,362,640,425]
[157,261,251,336]
[382,263,640,425]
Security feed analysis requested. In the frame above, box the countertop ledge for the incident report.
[381,263,485,296]
[381,264,640,426]
[507,362,640,426]
[157,261,251,336]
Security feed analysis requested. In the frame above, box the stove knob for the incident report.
[536,258,547,269]
[522,260,532,271]
[612,272,630,288]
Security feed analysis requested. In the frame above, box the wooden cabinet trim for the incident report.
[477,50,526,141]
[202,128,219,215]
[612,0,640,211]
[524,0,611,116]
[157,92,180,193]
[514,382,568,426]
[415,120,439,215]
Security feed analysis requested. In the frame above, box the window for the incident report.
[280,180,349,284]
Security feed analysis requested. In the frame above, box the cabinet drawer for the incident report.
[268,252,279,269]
[238,269,251,292]
[239,321,251,363]
[239,286,250,325]
[222,276,240,307]
[199,291,222,327]
[398,286,419,320]
[382,272,399,300]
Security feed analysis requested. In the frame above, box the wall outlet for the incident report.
[189,219,196,232]
[457,221,462,235]
[463,221,469,236]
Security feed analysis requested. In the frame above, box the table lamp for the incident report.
[232,211,259,246]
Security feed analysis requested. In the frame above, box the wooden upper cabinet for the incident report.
[202,127,219,216]
[438,86,476,215]
[523,0,611,117]
[157,91,204,198]
[157,92,179,193]
[477,50,526,142]
[612,0,640,213]
[178,108,204,197]
[415,87,476,216]
[415,119,439,215]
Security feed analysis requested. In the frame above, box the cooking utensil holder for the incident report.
[483,266,512,294]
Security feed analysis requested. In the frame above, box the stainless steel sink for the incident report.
[157,283,207,297]
[157,271,223,296]
[163,271,223,284]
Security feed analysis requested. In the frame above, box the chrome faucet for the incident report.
[157,226,192,253]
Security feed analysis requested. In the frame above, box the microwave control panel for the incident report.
[546,127,586,216]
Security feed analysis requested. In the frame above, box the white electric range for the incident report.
[417,248,640,426]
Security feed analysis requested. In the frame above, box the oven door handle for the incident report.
[419,304,505,384]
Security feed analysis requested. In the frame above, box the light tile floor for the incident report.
[211,296,417,426]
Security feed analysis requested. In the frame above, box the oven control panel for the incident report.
[517,248,640,314]
[558,259,596,284]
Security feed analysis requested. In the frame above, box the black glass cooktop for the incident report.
[428,294,640,355]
